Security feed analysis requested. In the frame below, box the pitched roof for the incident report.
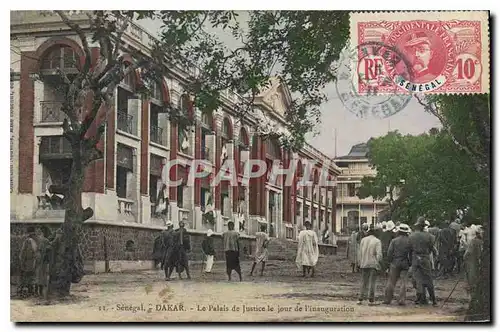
[335,143,369,160]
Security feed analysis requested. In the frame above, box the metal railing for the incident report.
[117,110,134,135]
[40,101,66,123]
[150,125,163,145]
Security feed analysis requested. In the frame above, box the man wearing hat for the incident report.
[357,224,383,305]
[161,221,175,280]
[409,216,438,306]
[383,223,412,305]
[380,221,397,275]
[404,31,436,83]
[201,229,216,274]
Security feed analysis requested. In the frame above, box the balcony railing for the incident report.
[150,125,163,145]
[117,198,136,222]
[117,110,134,135]
[40,101,66,123]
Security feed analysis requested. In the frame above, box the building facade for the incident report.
[10,11,340,271]
[334,143,388,235]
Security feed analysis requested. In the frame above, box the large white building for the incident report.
[334,143,388,235]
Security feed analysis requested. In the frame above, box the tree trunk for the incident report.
[466,221,490,321]
[48,143,86,298]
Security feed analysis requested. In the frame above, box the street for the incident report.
[11,255,469,322]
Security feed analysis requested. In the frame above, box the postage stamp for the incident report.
[350,11,490,94]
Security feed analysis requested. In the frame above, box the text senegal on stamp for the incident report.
[350,11,490,95]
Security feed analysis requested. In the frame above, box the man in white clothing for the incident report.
[295,221,319,277]
[201,229,215,273]
[357,224,383,305]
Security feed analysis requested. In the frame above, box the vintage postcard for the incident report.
[10,9,490,323]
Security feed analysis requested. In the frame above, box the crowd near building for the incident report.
[10,11,367,271]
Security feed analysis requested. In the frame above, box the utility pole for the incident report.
[334,128,338,157]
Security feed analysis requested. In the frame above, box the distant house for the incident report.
[334,143,389,234]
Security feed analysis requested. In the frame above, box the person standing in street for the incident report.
[171,220,191,280]
[223,222,242,281]
[250,224,270,276]
[296,221,319,278]
[34,226,51,298]
[18,226,38,297]
[357,224,383,305]
[409,217,438,306]
[383,224,412,305]
[347,227,360,273]
[201,229,215,273]
[380,221,396,276]
[162,221,175,280]
[464,228,483,300]
[437,222,456,279]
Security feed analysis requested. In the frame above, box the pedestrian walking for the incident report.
[223,222,242,281]
[409,217,438,306]
[357,225,383,305]
[250,225,270,276]
[383,224,412,305]
[201,229,215,273]
[295,221,319,277]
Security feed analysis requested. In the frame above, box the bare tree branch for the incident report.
[84,146,104,166]
[48,184,69,196]
[79,93,104,138]
[55,10,92,75]
[112,18,129,58]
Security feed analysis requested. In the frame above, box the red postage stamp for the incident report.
[350,11,490,95]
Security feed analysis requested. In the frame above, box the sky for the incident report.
[137,14,442,157]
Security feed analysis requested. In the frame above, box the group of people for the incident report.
[17,226,65,298]
[347,216,484,306]
[153,219,192,280]
[153,220,272,282]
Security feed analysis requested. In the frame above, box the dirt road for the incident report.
[11,256,469,322]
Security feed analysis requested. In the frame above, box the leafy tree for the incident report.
[416,94,490,321]
[152,10,349,150]
[361,94,490,321]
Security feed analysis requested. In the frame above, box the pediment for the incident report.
[258,77,292,117]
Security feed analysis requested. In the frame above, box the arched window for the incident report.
[40,46,77,71]
[201,111,213,129]
[121,63,136,92]
[179,94,190,115]
[151,81,163,103]
[177,94,192,154]
[239,127,249,147]
[222,118,232,140]
[265,137,281,160]
[150,81,165,145]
